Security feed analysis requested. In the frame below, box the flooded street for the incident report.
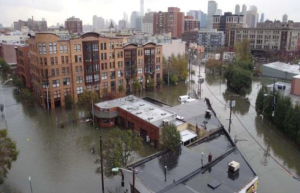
[1,64,300,192]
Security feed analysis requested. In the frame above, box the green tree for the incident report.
[255,86,267,113]
[0,58,10,75]
[224,65,252,92]
[161,124,181,151]
[65,94,74,109]
[12,74,24,89]
[20,88,36,105]
[146,77,155,91]
[284,105,300,140]
[118,84,125,93]
[170,74,178,85]
[95,128,142,178]
[132,78,141,92]
[205,59,223,73]
[78,91,99,115]
[235,39,253,62]
[0,129,19,185]
[274,94,292,130]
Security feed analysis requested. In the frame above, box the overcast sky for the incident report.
[0,0,299,27]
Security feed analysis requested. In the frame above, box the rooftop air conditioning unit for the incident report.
[163,119,170,126]
[228,161,240,173]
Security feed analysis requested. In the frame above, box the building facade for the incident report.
[65,17,83,34]
[213,12,244,34]
[226,27,300,51]
[14,18,48,31]
[182,30,199,44]
[198,30,225,50]
[184,16,200,32]
[153,7,184,38]
[187,10,207,28]
[207,0,218,29]
[16,45,31,88]
[93,15,105,30]
[142,12,154,35]
[28,32,163,109]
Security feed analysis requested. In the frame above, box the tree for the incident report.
[78,91,99,115]
[206,59,223,73]
[65,94,74,109]
[235,39,253,62]
[0,58,10,75]
[0,129,19,185]
[224,65,252,92]
[284,105,300,140]
[274,94,292,130]
[20,88,36,105]
[170,74,178,85]
[161,124,181,151]
[146,77,155,91]
[95,128,142,178]
[118,84,125,93]
[255,86,267,113]
[132,78,141,92]
[12,74,24,89]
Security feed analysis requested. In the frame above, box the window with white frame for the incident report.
[64,45,68,53]
[60,45,63,53]
[138,68,143,74]
[94,74,100,81]
[156,65,160,71]
[53,90,61,98]
[78,44,81,51]
[53,43,57,53]
[87,85,92,91]
[117,70,123,77]
[42,43,46,54]
[77,86,83,94]
[95,83,100,90]
[102,72,108,80]
[86,75,93,83]
[74,45,77,52]
[38,43,42,54]
[76,76,83,83]
[49,42,53,54]
[63,78,70,85]
[138,76,143,82]
[52,79,60,88]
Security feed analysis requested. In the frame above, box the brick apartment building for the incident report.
[65,16,83,34]
[16,45,31,88]
[14,18,48,31]
[153,7,184,38]
[0,43,24,75]
[213,12,243,34]
[28,32,163,109]
[184,16,200,32]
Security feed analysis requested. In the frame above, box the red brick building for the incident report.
[184,16,200,32]
[153,7,184,38]
[65,16,83,34]
[16,45,31,88]
[94,95,177,148]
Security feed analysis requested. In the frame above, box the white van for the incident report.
[178,95,190,102]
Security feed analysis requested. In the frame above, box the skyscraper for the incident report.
[130,11,139,29]
[235,5,240,15]
[216,9,222,15]
[140,0,144,16]
[260,13,265,22]
[242,4,247,15]
[207,0,218,29]
[93,15,105,30]
[282,14,288,22]
[244,5,258,28]
[187,10,207,28]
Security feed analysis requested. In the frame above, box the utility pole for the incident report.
[168,57,170,87]
[228,95,236,134]
[100,136,105,193]
[272,78,276,117]
[92,98,94,126]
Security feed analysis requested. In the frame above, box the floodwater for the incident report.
[1,64,300,192]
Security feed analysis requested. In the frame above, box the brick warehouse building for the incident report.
[16,45,32,88]
[28,32,163,109]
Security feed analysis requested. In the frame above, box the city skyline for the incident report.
[0,0,298,27]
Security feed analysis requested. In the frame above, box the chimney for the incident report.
[208,153,212,162]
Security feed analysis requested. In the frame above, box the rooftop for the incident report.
[168,99,222,130]
[263,61,300,75]
[95,95,177,127]
[130,129,257,193]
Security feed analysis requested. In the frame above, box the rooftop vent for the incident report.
[228,161,240,173]
[161,113,167,116]
[136,112,142,115]
[149,108,154,110]
[148,117,154,121]
[140,104,145,106]
[127,107,132,110]
[163,120,170,126]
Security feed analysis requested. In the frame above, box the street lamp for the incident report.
[28,176,33,193]
[112,167,137,193]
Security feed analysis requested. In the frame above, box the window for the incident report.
[138,68,143,74]
[42,81,48,88]
[94,74,100,81]
[78,55,82,63]
[53,43,57,54]
[44,58,47,65]
[102,72,108,80]
[60,45,63,53]
[104,43,107,50]
[101,53,104,60]
[38,43,42,54]
[61,56,64,64]
[62,67,65,74]
[100,43,103,50]
[42,43,46,54]
[118,79,123,85]
[50,57,54,65]
[51,69,55,77]
[86,65,93,73]
[94,64,99,72]
[76,76,83,83]
[104,53,107,60]
[111,81,116,88]
[64,88,71,96]
[65,56,69,64]
[156,65,160,71]
[63,78,70,85]
[103,82,108,89]
[77,86,83,94]
[49,42,53,54]
[74,45,77,52]
[75,55,78,63]
[86,75,93,83]
[110,72,116,79]
[92,44,98,51]
[39,58,43,65]
[78,44,81,51]
[55,57,58,65]
[87,85,92,91]
[75,66,78,72]
[52,80,60,88]
[118,70,123,77]
[156,57,160,63]
[95,84,100,90]
[138,76,143,82]
[66,67,70,74]
[118,61,123,68]
[101,63,104,70]
[79,66,82,72]
[56,68,59,76]
[53,90,61,99]
[64,45,68,53]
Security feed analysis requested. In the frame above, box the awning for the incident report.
[180,130,197,143]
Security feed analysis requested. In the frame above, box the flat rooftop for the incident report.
[95,95,177,127]
[130,129,257,193]
[263,62,300,75]
[168,99,222,130]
